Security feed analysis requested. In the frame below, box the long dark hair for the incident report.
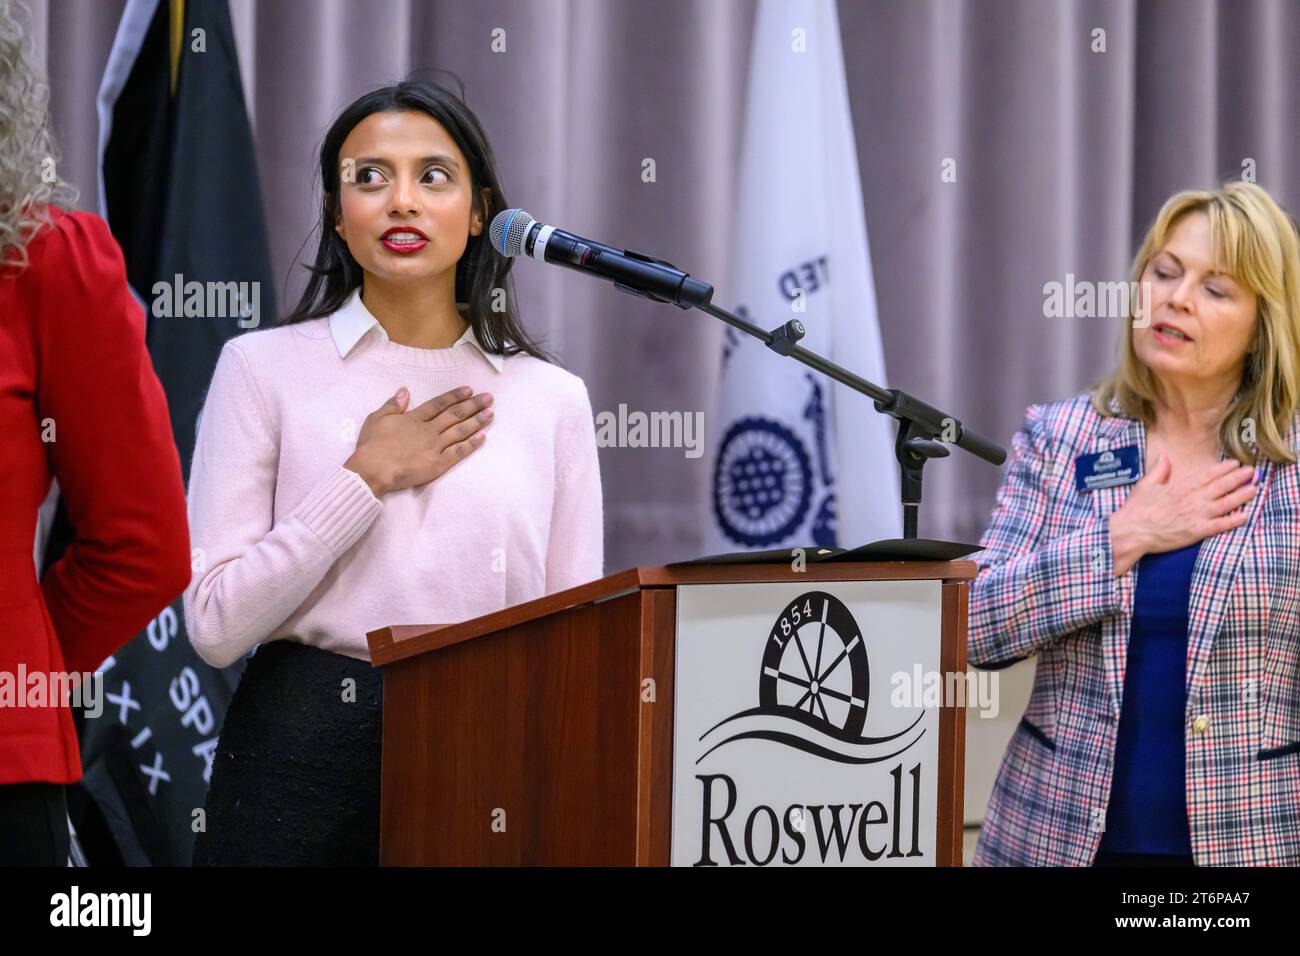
[279,74,550,362]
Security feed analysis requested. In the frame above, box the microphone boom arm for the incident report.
[697,300,1006,539]
[490,207,1006,539]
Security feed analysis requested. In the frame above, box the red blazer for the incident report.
[0,208,191,785]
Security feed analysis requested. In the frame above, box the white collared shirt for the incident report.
[328,288,504,372]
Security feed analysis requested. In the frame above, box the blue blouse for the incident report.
[1098,540,1201,856]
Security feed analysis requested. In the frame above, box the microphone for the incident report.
[489,209,713,309]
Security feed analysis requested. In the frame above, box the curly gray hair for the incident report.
[1,0,79,272]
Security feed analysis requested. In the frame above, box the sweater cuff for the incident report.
[290,465,383,556]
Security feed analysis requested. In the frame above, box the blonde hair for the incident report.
[0,0,79,273]
[1091,181,1300,465]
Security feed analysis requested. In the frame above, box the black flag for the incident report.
[51,0,276,865]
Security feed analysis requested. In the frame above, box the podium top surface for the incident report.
[366,559,976,668]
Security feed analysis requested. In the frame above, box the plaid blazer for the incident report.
[969,392,1300,866]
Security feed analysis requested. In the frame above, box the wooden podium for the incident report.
[366,559,975,866]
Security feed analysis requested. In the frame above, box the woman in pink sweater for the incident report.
[185,77,604,865]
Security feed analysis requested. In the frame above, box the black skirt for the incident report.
[192,640,383,866]
[0,782,69,866]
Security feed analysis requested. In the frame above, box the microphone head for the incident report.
[489,209,536,258]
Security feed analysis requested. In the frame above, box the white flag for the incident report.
[706,0,901,553]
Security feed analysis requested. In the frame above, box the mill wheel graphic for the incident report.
[758,591,869,737]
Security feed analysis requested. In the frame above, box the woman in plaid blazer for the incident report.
[970,181,1300,867]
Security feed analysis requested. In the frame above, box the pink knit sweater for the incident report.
[182,301,605,668]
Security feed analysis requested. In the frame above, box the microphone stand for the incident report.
[500,213,1007,548]
[693,301,1007,543]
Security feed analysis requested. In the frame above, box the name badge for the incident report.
[1074,446,1141,492]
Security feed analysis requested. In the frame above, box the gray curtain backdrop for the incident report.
[27,0,1300,577]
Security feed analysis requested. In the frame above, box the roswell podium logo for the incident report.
[684,590,930,866]
[697,591,925,764]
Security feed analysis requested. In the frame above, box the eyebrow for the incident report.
[355,154,461,170]
[1156,250,1231,279]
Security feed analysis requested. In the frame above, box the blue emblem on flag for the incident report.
[712,417,814,546]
